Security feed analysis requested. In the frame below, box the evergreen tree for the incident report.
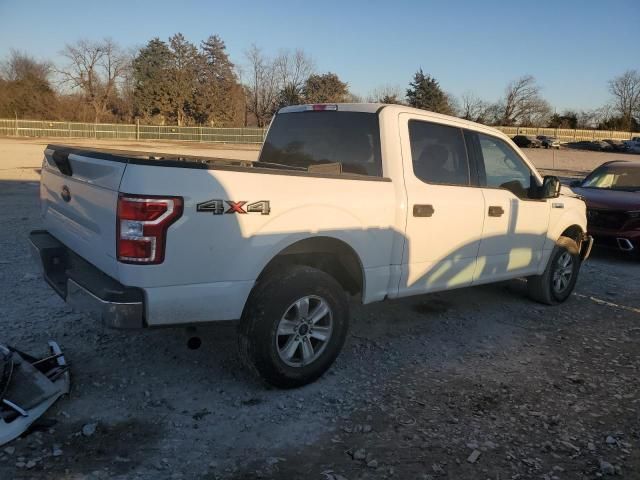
[132,38,173,121]
[167,33,200,126]
[303,72,348,104]
[406,69,452,114]
[197,35,242,126]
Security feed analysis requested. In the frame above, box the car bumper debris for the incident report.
[0,341,70,446]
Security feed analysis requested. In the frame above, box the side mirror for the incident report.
[569,179,581,187]
[541,175,561,199]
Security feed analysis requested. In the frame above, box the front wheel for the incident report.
[238,265,349,388]
[527,236,581,305]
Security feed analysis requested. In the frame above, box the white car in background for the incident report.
[536,135,561,149]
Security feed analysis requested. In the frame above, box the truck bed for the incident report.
[47,144,256,171]
[46,144,390,181]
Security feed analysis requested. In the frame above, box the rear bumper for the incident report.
[29,230,145,329]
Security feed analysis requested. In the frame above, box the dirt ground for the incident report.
[0,137,638,480]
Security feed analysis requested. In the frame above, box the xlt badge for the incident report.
[197,200,270,215]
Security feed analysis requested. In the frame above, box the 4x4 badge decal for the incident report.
[197,199,270,215]
[225,201,247,214]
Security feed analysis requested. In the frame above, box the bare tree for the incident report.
[481,103,504,126]
[446,92,461,117]
[500,75,549,126]
[595,104,616,125]
[0,50,58,120]
[271,49,314,109]
[608,70,640,131]
[244,45,279,127]
[274,49,314,95]
[1,49,51,82]
[367,85,404,104]
[344,91,364,103]
[460,91,489,122]
[576,109,599,129]
[58,39,129,123]
[518,101,552,127]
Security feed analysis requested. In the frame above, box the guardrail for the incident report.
[0,118,638,144]
[495,126,639,142]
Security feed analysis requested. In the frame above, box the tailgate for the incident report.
[40,146,126,278]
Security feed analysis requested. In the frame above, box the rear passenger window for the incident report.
[408,120,470,186]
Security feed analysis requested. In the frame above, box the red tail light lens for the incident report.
[117,194,183,264]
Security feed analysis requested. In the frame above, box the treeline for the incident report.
[374,71,639,132]
[0,33,639,131]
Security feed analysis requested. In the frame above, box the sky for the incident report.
[0,0,638,111]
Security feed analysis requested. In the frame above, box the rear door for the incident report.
[398,114,485,296]
[40,147,126,278]
[467,132,550,283]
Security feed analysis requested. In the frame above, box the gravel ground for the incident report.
[0,138,638,480]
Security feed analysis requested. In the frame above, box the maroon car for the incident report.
[570,160,640,254]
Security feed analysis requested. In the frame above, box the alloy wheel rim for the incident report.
[276,295,333,367]
[552,251,574,293]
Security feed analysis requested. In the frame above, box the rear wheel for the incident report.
[238,265,349,388]
[527,236,581,305]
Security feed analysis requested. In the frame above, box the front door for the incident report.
[470,132,551,283]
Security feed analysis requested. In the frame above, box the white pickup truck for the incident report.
[30,103,593,388]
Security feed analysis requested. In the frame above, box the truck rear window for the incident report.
[258,111,383,177]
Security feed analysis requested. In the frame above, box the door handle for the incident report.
[488,206,504,217]
[413,204,435,217]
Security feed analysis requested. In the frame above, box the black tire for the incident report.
[238,265,349,388]
[527,236,581,305]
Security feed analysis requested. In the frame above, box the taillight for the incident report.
[117,194,183,264]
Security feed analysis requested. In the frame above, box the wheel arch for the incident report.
[559,224,584,243]
[255,235,366,299]
[546,204,587,249]
[539,216,586,275]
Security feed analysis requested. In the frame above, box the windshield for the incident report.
[581,165,640,191]
[258,111,382,177]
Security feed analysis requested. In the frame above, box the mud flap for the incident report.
[0,341,70,446]
[579,234,594,262]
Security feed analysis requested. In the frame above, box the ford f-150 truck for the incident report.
[30,103,593,388]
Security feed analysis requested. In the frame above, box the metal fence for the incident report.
[0,118,638,144]
[0,119,267,144]
[495,126,639,142]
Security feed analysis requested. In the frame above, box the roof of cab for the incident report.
[278,102,511,142]
[602,159,640,168]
